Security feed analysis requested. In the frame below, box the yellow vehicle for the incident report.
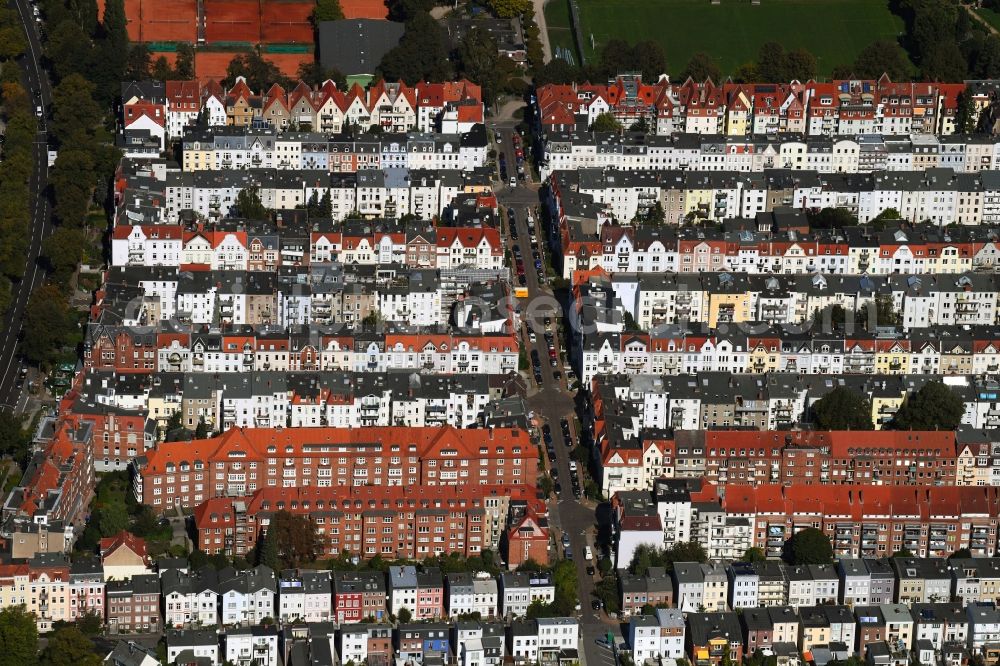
[514,286,529,298]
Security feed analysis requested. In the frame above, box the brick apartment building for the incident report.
[722,484,1000,559]
[673,430,959,486]
[106,573,162,634]
[192,482,544,560]
[135,425,535,509]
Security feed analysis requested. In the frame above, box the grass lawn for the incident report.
[973,6,1000,33]
[544,0,578,63]
[559,0,906,77]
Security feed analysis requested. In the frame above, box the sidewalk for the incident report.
[532,0,553,63]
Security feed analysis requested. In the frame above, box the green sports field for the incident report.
[549,0,906,77]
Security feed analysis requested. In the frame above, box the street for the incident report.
[492,121,622,666]
[0,0,52,416]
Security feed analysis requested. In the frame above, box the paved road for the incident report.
[493,125,620,666]
[0,0,51,415]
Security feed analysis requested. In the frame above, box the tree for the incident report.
[974,36,1000,79]
[891,548,914,558]
[631,40,668,82]
[225,51,287,91]
[811,386,874,430]
[539,475,554,497]
[313,0,344,23]
[920,41,967,81]
[41,228,86,286]
[50,149,97,227]
[257,525,280,570]
[526,597,555,619]
[194,418,209,439]
[629,542,707,575]
[378,12,452,84]
[0,411,30,466]
[50,74,103,146]
[485,0,530,18]
[784,527,833,565]
[96,0,130,102]
[297,61,346,88]
[175,42,196,79]
[125,43,152,80]
[234,186,269,219]
[458,28,504,106]
[678,52,720,82]
[891,381,965,431]
[950,548,973,560]
[151,57,173,81]
[0,606,39,666]
[397,607,412,623]
[628,117,649,133]
[129,505,160,538]
[955,89,977,134]
[46,20,94,82]
[258,510,321,570]
[75,611,103,636]
[589,112,622,133]
[21,286,76,366]
[741,547,766,563]
[851,39,912,80]
[39,626,102,666]
[532,59,582,86]
[98,502,130,538]
[755,42,788,81]
[784,48,816,81]
[0,24,26,62]
[599,39,635,76]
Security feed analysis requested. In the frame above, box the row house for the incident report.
[536,76,963,139]
[144,329,519,379]
[79,367,497,435]
[191,483,544,563]
[339,624,393,665]
[629,608,686,663]
[499,572,556,618]
[541,130,1000,179]
[161,166,491,224]
[550,166,1000,233]
[575,222,1000,281]
[509,618,580,663]
[107,573,161,634]
[575,319,1000,386]
[446,572,500,618]
[180,125,487,174]
[628,602,1000,665]
[137,77,482,140]
[605,427,963,492]
[277,570,332,623]
[615,481,1000,566]
[333,571,387,624]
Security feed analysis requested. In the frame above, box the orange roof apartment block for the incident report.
[192,483,543,560]
[136,425,535,510]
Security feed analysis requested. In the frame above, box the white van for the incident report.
[584,545,593,560]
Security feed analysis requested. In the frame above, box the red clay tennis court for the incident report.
[340,0,389,20]
[194,51,238,81]
[204,0,261,43]
[140,0,198,42]
[261,0,314,43]
[264,52,313,77]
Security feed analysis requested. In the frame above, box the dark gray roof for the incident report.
[318,20,406,76]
